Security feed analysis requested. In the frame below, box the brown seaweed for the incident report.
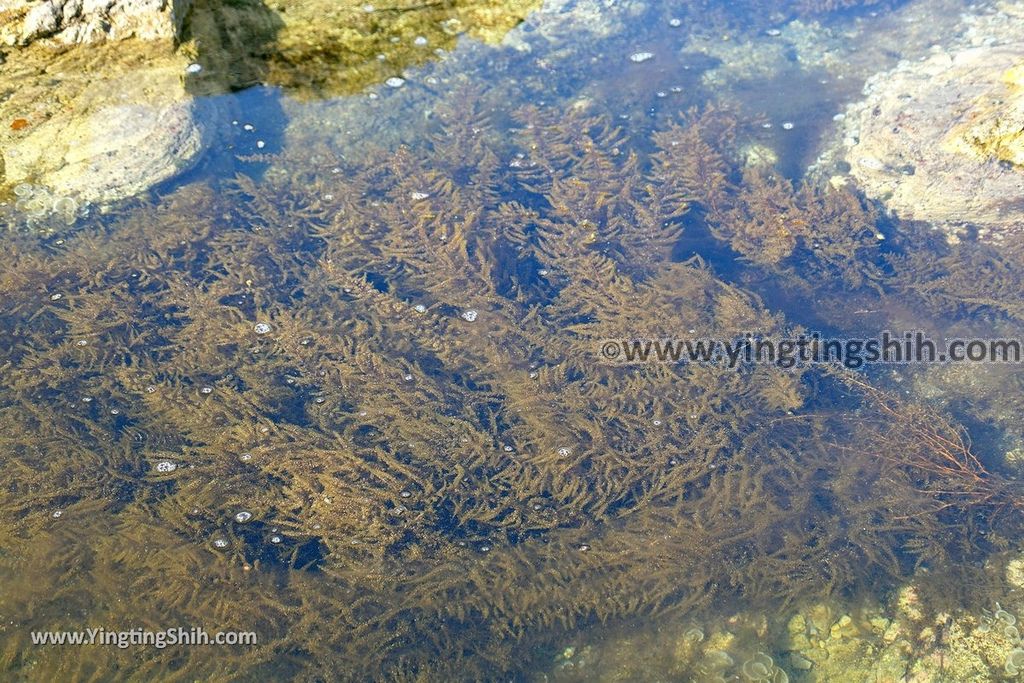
[0,98,1016,681]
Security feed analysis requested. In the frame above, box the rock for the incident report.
[815,4,1024,243]
[1,0,205,208]
[2,0,543,208]
[789,653,814,670]
[2,0,191,46]
[1007,556,1024,589]
[1,39,213,207]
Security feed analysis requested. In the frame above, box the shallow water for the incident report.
[3,0,1024,681]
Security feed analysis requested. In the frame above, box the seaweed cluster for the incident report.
[0,97,1017,680]
[677,104,1024,331]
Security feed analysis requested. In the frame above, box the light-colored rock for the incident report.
[1,40,212,207]
[2,0,544,209]
[2,0,190,45]
[814,4,1024,243]
[1008,556,1024,589]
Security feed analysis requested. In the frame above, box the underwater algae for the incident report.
[1,93,1022,681]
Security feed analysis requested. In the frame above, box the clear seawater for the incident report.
[2,1,1024,681]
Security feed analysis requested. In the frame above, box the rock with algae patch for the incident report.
[0,39,214,206]
[820,3,1024,243]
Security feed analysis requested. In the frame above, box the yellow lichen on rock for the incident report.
[941,61,1024,168]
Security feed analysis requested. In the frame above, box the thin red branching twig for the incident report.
[838,375,1020,514]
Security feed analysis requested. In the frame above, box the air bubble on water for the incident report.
[414,304,427,313]
[253,322,272,334]
[385,77,406,88]
[155,460,177,473]
[400,490,412,498]
[668,18,682,27]
[557,447,571,457]
[212,538,229,549]
[414,36,428,46]
[403,374,414,381]
[270,535,283,544]
[256,140,266,149]
[765,28,782,36]
[782,122,795,130]
[76,339,87,346]
[186,63,203,74]
[50,293,62,301]
[629,52,655,63]
[200,386,213,394]
[410,191,430,200]
[234,511,253,523]
[240,453,253,462]
[461,309,478,322]
[52,510,63,518]
[503,445,514,452]
[243,124,254,131]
